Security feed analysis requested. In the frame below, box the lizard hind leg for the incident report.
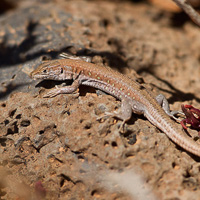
[156,94,183,121]
[98,99,133,133]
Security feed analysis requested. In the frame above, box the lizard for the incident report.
[30,54,200,157]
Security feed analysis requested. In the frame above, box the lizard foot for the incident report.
[97,111,126,133]
[169,110,184,122]
[43,88,62,98]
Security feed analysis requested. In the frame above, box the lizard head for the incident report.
[30,60,72,80]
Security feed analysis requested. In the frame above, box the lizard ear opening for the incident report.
[61,68,63,73]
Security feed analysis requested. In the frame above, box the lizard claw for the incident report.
[169,110,184,122]
[97,111,118,121]
[43,89,80,98]
[97,111,126,133]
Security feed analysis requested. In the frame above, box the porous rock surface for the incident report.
[1,0,200,199]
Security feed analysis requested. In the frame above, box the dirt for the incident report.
[1,0,200,199]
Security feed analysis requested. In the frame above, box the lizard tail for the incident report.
[146,110,200,157]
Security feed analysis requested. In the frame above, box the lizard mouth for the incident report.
[30,74,46,80]
[30,74,44,80]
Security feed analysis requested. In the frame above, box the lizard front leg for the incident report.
[59,53,92,63]
[43,79,80,98]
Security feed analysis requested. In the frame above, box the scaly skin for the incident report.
[30,58,200,157]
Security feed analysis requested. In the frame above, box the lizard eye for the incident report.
[43,69,47,73]
[61,68,63,73]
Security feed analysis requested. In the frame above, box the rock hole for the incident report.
[88,102,94,107]
[84,123,91,129]
[7,122,18,135]
[9,109,17,118]
[62,110,70,116]
[16,114,22,119]
[71,150,82,155]
[77,155,85,161]
[91,189,101,197]
[139,85,146,90]
[91,189,96,196]
[111,141,117,147]
[104,141,109,146]
[0,189,6,198]
[4,120,9,125]
[39,130,44,135]
[7,128,13,134]
[13,122,19,133]
[184,170,191,178]
[125,151,135,158]
[1,103,6,107]
[99,18,110,28]
[172,162,176,168]
[60,178,65,187]
[20,120,30,127]
[87,132,91,137]
[61,174,74,184]
[0,138,7,147]
[128,134,137,145]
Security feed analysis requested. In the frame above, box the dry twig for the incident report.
[172,0,200,27]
